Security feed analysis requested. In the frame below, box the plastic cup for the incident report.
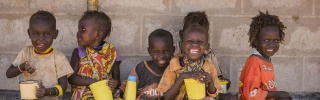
[184,79,205,99]
[89,80,113,100]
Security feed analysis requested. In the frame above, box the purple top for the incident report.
[77,47,122,62]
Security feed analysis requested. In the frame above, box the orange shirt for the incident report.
[239,55,277,100]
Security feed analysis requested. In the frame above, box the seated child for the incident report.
[120,29,175,100]
[158,24,221,100]
[175,11,231,89]
[238,11,292,100]
[68,11,122,99]
[6,11,74,99]
[176,11,237,100]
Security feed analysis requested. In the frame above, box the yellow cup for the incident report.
[89,80,113,100]
[184,79,205,99]
[124,75,137,100]
[19,80,38,100]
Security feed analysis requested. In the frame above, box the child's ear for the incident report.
[27,29,31,39]
[253,40,258,47]
[172,46,176,56]
[180,43,185,54]
[206,43,210,50]
[179,30,183,41]
[97,29,104,37]
[53,30,59,39]
[147,47,152,55]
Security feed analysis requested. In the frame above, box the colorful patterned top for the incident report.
[71,42,121,100]
[157,55,221,100]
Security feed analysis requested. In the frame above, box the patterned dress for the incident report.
[71,42,117,100]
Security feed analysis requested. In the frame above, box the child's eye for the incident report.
[264,40,269,42]
[152,51,158,54]
[275,39,280,42]
[31,32,37,35]
[186,40,194,44]
[197,41,204,44]
[78,28,85,32]
[45,32,51,36]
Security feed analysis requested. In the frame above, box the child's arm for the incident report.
[164,72,201,100]
[199,72,218,94]
[266,91,292,99]
[68,48,98,86]
[57,76,68,92]
[108,61,121,90]
[6,61,35,78]
[6,64,24,78]
[163,74,184,100]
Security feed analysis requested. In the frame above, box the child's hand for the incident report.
[36,81,45,98]
[276,91,292,99]
[113,89,121,98]
[106,77,118,91]
[180,71,202,79]
[21,61,36,74]
[197,72,213,83]
[119,80,127,92]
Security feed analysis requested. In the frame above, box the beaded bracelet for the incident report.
[207,87,218,98]
[54,85,63,96]
[17,65,23,73]
[49,88,52,96]
[54,87,58,96]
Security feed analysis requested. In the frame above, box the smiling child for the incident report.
[6,11,74,100]
[238,11,292,100]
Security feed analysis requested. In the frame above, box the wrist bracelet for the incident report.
[207,87,218,98]
[17,65,23,73]
[49,88,52,96]
[54,85,63,96]
[54,87,58,96]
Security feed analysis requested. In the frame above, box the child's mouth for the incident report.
[266,49,275,54]
[158,60,166,65]
[37,44,44,48]
[190,49,199,54]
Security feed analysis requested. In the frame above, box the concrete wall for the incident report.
[0,0,320,94]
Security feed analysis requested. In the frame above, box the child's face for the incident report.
[28,20,57,52]
[77,17,98,47]
[182,31,208,62]
[148,38,175,67]
[256,26,280,59]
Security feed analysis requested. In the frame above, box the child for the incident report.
[6,11,74,99]
[158,24,221,100]
[120,29,175,100]
[68,11,122,100]
[175,11,231,89]
[176,11,237,100]
[238,11,292,100]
